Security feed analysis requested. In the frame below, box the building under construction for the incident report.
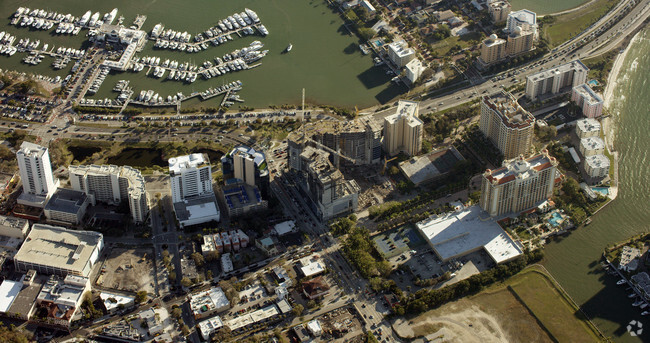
[288,117,382,169]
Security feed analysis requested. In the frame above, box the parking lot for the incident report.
[404,250,444,280]
[373,225,425,259]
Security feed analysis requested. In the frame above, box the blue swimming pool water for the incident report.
[548,211,563,227]
[592,187,609,196]
[588,79,600,86]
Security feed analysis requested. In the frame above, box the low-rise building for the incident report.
[198,316,224,341]
[14,224,104,277]
[99,292,135,314]
[417,206,523,264]
[398,146,465,185]
[0,215,29,238]
[221,254,233,275]
[189,287,230,319]
[139,308,163,336]
[43,188,89,226]
[35,274,89,327]
[575,118,601,139]
[572,83,604,118]
[583,154,610,182]
[201,230,249,255]
[302,276,330,300]
[579,137,605,157]
[218,180,268,218]
[298,254,326,278]
[619,246,641,272]
[255,237,280,256]
[273,220,296,236]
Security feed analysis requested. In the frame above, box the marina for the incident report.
[0,0,397,108]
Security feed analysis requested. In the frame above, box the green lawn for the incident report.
[543,0,619,46]
[509,267,602,343]
[427,32,482,57]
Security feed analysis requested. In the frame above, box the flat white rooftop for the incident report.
[100,292,135,312]
[527,60,588,82]
[581,137,605,151]
[416,206,523,264]
[0,280,21,313]
[273,220,295,236]
[168,153,209,174]
[573,84,603,105]
[585,154,610,169]
[576,118,601,134]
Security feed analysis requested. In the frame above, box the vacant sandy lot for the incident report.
[98,248,155,294]
[393,299,517,343]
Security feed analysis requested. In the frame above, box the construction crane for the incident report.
[381,156,399,175]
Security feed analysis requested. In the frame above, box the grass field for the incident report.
[509,267,601,342]
[427,32,483,57]
[543,0,619,46]
[393,265,601,342]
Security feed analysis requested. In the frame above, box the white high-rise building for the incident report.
[169,153,220,226]
[526,60,589,101]
[507,9,537,38]
[16,142,59,208]
[169,153,213,203]
[480,151,558,217]
[383,100,423,157]
[68,165,149,224]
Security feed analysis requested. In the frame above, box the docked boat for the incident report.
[617,279,627,285]
[643,311,649,316]
[633,300,644,307]
[629,293,637,298]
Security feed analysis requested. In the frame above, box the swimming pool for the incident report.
[592,187,609,196]
[548,211,564,227]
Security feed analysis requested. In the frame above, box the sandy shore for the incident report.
[603,31,642,108]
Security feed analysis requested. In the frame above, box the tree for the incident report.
[171,306,182,319]
[292,304,304,316]
[181,277,192,287]
[358,27,376,41]
[190,252,205,268]
[135,291,148,304]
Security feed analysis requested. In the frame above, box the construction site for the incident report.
[96,248,156,294]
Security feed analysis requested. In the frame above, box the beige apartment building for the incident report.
[383,100,423,157]
[480,151,558,217]
[479,91,534,159]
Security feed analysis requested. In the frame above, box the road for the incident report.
[366,0,650,122]
[5,1,646,341]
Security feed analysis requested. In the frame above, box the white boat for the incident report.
[105,8,118,24]
[629,293,637,298]
[89,12,100,27]
[633,300,644,306]
[617,279,627,285]
[245,8,260,23]
[642,311,649,316]
[79,10,91,26]
[641,303,648,309]
[286,43,292,52]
